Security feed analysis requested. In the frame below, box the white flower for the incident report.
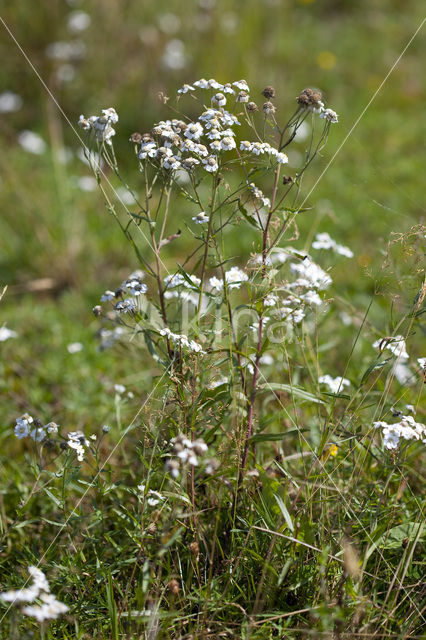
[209,276,224,291]
[259,354,274,365]
[23,593,69,622]
[212,92,226,107]
[125,279,148,296]
[184,122,203,141]
[193,78,210,89]
[210,140,222,152]
[264,294,278,307]
[275,152,289,164]
[300,290,323,306]
[222,83,235,94]
[251,142,266,156]
[240,140,252,152]
[67,10,91,33]
[115,384,126,394]
[206,128,221,140]
[76,175,97,191]
[202,156,219,172]
[225,267,248,290]
[0,91,22,114]
[46,422,59,434]
[233,79,250,92]
[78,108,118,143]
[319,375,351,393]
[320,108,338,123]
[30,427,46,443]
[101,290,115,302]
[18,130,47,154]
[373,415,426,450]
[418,357,426,369]
[207,78,223,89]
[102,424,111,433]
[115,299,136,313]
[312,232,353,257]
[15,417,31,439]
[192,211,210,224]
[220,136,236,151]
[0,326,17,341]
[372,336,409,360]
[177,83,195,94]
[67,342,83,354]
[290,258,332,290]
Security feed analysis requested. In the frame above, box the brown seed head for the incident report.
[282,175,294,185]
[263,101,276,115]
[167,579,180,595]
[146,522,157,535]
[189,541,200,558]
[247,102,259,112]
[297,88,323,108]
[129,132,142,144]
[262,85,276,99]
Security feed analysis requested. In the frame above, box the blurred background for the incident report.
[0,0,424,427]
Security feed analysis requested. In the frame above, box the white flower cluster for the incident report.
[78,107,118,143]
[163,272,202,306]
[0,566,68,622]
[100,270,147,314]
[159,327,205,353]
[14,414,58,442]
[374,415,426,450]
[320,108,339,124]
[248,182,271,208]
[289,257,332,290]
[239,140,288,164]
[312,232,353,258]
[0,325,17,342]
[373,335,409,360]
[135,79,289,178]
[209,266,249,292]
[165,433,208,478]
[67,430,90,462]
[137,483,165,507]
[319,375,351,393]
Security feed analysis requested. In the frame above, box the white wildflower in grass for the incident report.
[417,357,426,369]
[31,427,46,443]
[67,342,83,354]
[45,422,59,434]
[290,257,332,290]
[102,424,111,433]
[240,140,253,152]
[212,92,226,107]
[23,593,69,622]
[18,130,47,155]
[160,328,205,354]
[319,375,351,393]
[67,430,89,462]
[374,415,426,450]
[209,276,224,291]
[137,484,165,507]
[233,79,250,92]
[0,326,17,341]
[1,565,67,623]
[312,232,353,258]
[373,335,409,360]
[0,90,23,113]
[166,434,209,477]
[78,108,118,144]
[14,414,33,439]
[177,83,195,94]
[67,10,91,33]
[225,267,248,290]
[192,211,210,224]
[320,108,339,123]
[76,175,97,191]
[115,298,136,313]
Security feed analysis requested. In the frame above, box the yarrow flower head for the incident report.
[319,375,351,394]
[192,211,209,224]
[165,433,209,478]
[320,108,339,124]
[373,415,426,450]
[78,107,118,143]
[0,566,68,623]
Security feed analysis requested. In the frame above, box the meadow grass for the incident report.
[0,2,425,638]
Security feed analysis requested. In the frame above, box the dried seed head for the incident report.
[146,522,157,535]
[263,101,276,115]
[33,418,43,428]
[129,132,142,144]
[189,541,199,557]
[93,305,102,317]
[282,175,294,185]
[247,101,259,112]
[151,125,163,137]
[167,579,180,595]
[297,88,323,108]
[262,85,276,99]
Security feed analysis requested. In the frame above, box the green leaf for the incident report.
[360,358,392,385]
[238,199,261,229]
[379,522,425,550]
[249,428,305,443]
[274,494,294,533]
[258,382,325,405]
